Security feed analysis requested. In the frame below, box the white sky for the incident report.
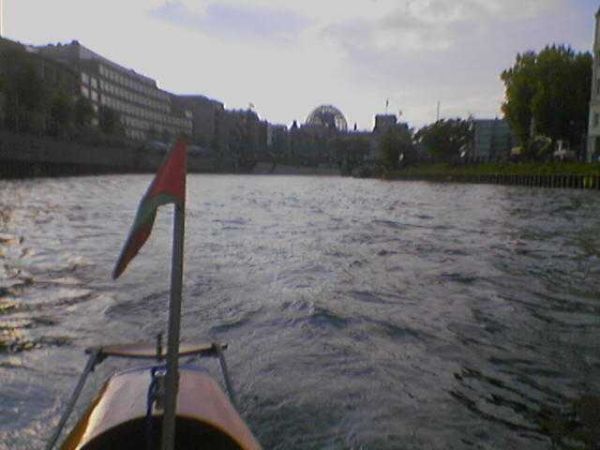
[3,0,598,130]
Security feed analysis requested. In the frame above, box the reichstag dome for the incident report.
[305,105,348,132]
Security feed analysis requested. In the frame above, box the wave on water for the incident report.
[0,176,599,449]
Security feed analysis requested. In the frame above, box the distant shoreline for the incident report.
[0,131,342,179]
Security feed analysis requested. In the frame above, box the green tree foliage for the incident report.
[0,43,105,141]
[379,124,415,169]
[331,135,371,174]
[48,92,74,138]
[415,119,472,162]
[0,46,58,134]
[98,106,124,136]
[501,45,592,151]
[74,97,95,130]
[3,59,47,134]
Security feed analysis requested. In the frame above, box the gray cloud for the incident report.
[320,0,572,124]
[149,2,311,43]
[324,0,563,54]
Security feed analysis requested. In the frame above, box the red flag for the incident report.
[113,139,187,279]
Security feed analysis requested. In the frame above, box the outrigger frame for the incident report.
[45,340,235,450]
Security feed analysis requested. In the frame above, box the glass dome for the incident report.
[305,105,348,132]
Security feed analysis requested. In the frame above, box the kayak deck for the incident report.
[61,366,260,450]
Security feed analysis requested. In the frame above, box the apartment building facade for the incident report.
[37,41,191,141]
[172,95,224,147]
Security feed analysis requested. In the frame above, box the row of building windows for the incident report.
[99,79,169,113]
[83,71,170,113]
[80,85,99,102]
[120,112,190,139]
[81,72,99,90]
[122,116,190,140]
[80,62,191,141]
[80,85,191,136]
[98,64,169,102]
[100,93,188,127]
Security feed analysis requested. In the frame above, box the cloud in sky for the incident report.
[4,0,598,129]
[323,0,564,54]
[149,2,310,43]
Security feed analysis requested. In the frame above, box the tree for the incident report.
[48,92,74,138]
[98,106,124,136]
[331,134,371,174]
[74,97,95,130]
[379,123,416,169]
[501,45,592,154]
[415,119,472,162]
[3,59,47,133]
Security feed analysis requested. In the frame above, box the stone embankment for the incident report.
[0,131,215,178]
[251,162,340,176]
[392,173,600,189]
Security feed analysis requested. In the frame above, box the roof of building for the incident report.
[37,40,157,86]
[176,95,224,109]
[305,104,348,132]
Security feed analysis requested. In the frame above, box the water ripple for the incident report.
[0,176,599,449]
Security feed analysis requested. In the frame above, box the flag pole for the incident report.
[161,198,185,450]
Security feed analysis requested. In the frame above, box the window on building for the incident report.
[91,78,98,89]
[81,86,90,98]
[91,90,98,102]
[81,73,90,85]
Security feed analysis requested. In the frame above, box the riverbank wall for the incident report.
[0,131,216,178]
[251,162,340,176]
[389,173,600,189]
[0,131,342,178]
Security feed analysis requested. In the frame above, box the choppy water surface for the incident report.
[0,175,599,449]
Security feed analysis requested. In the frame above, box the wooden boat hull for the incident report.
[61,366,261,450]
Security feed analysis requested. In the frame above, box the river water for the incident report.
[0,175,599,449]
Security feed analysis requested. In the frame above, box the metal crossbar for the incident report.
[44,342,231,450]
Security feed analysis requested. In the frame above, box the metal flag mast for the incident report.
[43,140,260,449]
[161,199,186,450]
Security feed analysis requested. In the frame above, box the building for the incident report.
[1,37,79,99]
[587,8,600,161]
[0,38,79,133]
[36,41,191,141]
[305,105,348,132]
[472,118,516,162]
[172,95,224,147]
[373,114,397,134]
